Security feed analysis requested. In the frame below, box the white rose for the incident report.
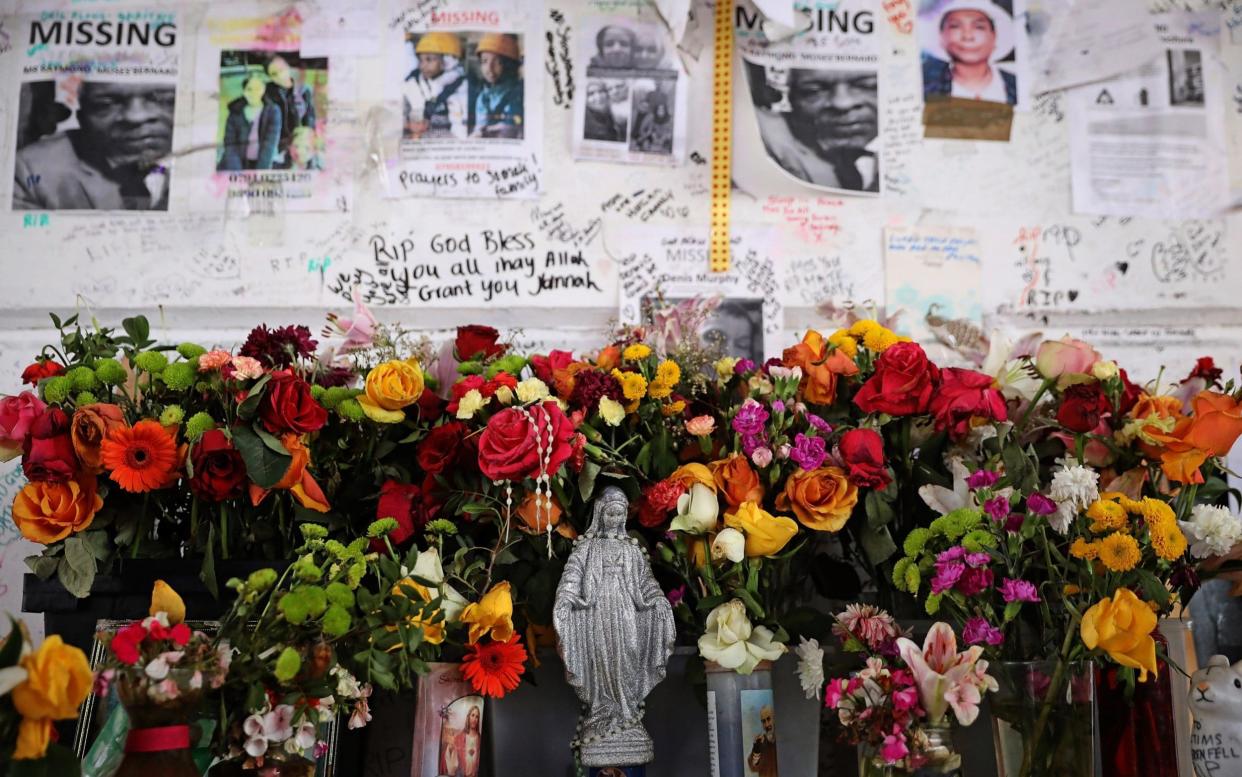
[698,599,786,675]
[670,483,719,534]
[711,528,746,563]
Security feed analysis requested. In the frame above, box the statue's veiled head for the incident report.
[587,485,629,538]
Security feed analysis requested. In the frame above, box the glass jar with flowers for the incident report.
[96,580,228,777]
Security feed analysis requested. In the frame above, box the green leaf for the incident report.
[460,502,495,516]
[25,555,59,580]
[236,374,273,420]
[864,490,896,529]
[578,460,601,502]
[1003,601,1023,623]
[232,424,292,489]
[80,530,111,561]
[857,524,898,566]
[254,425,291,456]
[57,557,96,599]
[1136,570,1171,608]
[63,536,95,575]
[121,315,150,344]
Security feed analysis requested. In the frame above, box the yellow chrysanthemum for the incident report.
[1101,492,1143,514]
[848,319,881,337]
[647,380,673,400]
[862,327,900,352]
[623,344,652,361]
[714,357,740,381]
[661,400,687,416]
[1099,532,1142,573]
[827,329,859,359]
[1138,497,1176,528]
[1086,500,1128,534]
[611,369,648,401]
[1149,520,1188,561]
[1070,537,1100,561]
[656,360,681,387]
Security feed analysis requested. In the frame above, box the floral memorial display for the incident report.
[2,300,1241,775]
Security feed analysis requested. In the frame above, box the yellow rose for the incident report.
[461,581,515,645]
[11,635,92,748]
[1080,587,1158,681]
[670,463,716,492]
[724,501,798,557]
[150,580,186,625]
[358,359,425,423]
[13,717,52,760]
[390,577,445,646]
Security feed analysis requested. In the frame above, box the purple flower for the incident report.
[807,414,832,434]
[789,433,828,471]
[771,399,786,414]
[1004,513,1025,533]
[936,546,966,564]
[740,432,767,456]
[734,359,757,376]
[1026,493,1057,515]
[930,561,965,594]
[666,585,687,606]
[967,470,1001,490]
[958,567,994,596]
[963,617,1004,646]
[1000,578,1040,603]
[732,399,770,437]
[965,552,991,568]
[984,495,1010,522]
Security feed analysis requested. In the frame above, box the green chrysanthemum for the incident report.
[184,412,216,441]
[67,366,99,391]
[299,524,329,541]
[322,605,351,637]
[903,528,932,557]
[133,351,168,373]
[337,398,365,421]
[274,647,302,681]
[161,362,196,391]
[176,343,207,359]
[75,391,98,406]
[94,358,126,386]
[326,582,355,609]
[42,376,72,404]
[159,405,185,426]
[367,518,399,538]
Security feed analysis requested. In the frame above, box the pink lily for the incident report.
[896,622,994,726]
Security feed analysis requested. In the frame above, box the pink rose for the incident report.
[0,391,47,461]
[1035,337,1101,381]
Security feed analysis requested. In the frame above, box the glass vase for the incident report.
[113,671,203,777]
[990,660,1097,777]
[705,660,780,777]
[914,722,961,776]
[1097,632,1178,777]
[858,748,905,777]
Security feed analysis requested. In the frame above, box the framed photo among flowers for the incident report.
[74,619,340,777]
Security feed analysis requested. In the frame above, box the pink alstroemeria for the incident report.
[880,728,909,764]
[896,622,996,726]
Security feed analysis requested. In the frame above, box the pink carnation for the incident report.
[229,356,264,380]
[197,350,232,372]
[685,415,716,436]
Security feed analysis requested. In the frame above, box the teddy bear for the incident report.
[1190,654,1242,777]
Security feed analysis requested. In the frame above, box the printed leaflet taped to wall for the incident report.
[9,9,181,212]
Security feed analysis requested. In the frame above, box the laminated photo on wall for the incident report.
[9,9,180,212]
[388,3,543,199]
[737,0,882,195]
[571,16,688,166]
[190,8,347,213]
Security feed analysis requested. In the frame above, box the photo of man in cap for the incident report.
[919,0,1018,105]
[403,32,470,140]
[471,33,524,139]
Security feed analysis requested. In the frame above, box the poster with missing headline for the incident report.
[9,10,181,212]
[387,3,543,200]
[188,8,350,214]
[737,0,883,195]
[571,16,689,166]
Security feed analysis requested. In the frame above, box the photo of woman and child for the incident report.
[402,32,525,141]
[579,19,680,158]
[217,51,327,171]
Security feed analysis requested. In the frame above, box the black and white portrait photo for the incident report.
[917,0,1019,106]
[746,62,880,193]
[13,79,175,211]
[1167,49,1204,106]
[651,296,766,366]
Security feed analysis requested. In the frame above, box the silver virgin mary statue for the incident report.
[553,486,676,768]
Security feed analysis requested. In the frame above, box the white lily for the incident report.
[410,547,469,622]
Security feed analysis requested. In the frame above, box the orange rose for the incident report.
[710,455,764,510]
[70,404,126,474]
[669,462,716,491]
[12,475,102,544]
[1128,394,1184,458]
[1184,392,1242,456]
[516,492,576,538]
[781,330,858,405]
[596,346,621,372]
[776,466,858,532]
[248,434,329,512]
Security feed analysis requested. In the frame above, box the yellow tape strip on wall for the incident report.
[710,0,733,273]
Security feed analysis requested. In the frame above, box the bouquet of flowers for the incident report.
[0,619,92,775]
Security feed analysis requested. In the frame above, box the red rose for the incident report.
[929,368,1008,440]
[530,350,574,384]
[259,370,328,435]
[838,428,891,489]
[484,372,518,396]
[1117,369,1142,415]
[416,387,446,420]
[456,325,506,361]
[189,429,247,502]
[371,479,426,550]
[1057,383,1111,433]
[21,360,64,386]
[477,401,575,482]
[1184,357,1222,387]
[417,422,472,475]
[22,406,77,483]
[853,342,940,417]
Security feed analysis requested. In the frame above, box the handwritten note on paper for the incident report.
[884,226,982,350]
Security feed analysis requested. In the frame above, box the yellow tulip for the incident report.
[461,581,515,645]
[150,579,186,625]
[11,635,93,722]
[1080,587,1158,681]
[390,577,445,646]
[358,359,425,423]
[724,502,799,557]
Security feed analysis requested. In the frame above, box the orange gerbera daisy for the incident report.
[461,635,527,699]
[101,420,179,493]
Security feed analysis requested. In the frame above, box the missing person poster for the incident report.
[737,0,882,195]
[387,3,544,200]
[189,8,349,213]
[571,16,689,166]
[9,9,181,212]
[1067,12,1229,219]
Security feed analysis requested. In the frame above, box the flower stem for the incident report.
[1018,620,1079,777]
[1017,378,1055,434]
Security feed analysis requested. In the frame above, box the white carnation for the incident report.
[1180,505,1242,559]
[794,636,825,700]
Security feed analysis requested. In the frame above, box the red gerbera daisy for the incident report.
[461,635,527,699]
